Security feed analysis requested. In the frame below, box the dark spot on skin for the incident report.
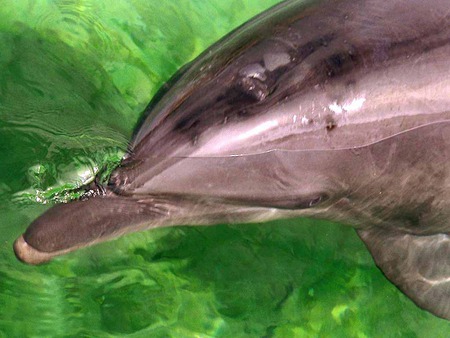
[174,117,200,132]
[346,79,357,87]
[237,109,248,116]
[328,53,346,68]
[216,93,226,102]
[326,122,336,131]
[323,51,359,79]
[325,115,337,131]
[390,197,435,228]
[320,37,329,47]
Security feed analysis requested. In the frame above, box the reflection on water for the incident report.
[0,0,449,336]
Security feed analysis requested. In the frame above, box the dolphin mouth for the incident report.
[13,235,55,265]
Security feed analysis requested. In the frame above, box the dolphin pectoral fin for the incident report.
[357,228,450,320]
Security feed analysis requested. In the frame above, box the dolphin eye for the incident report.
[308,195,324,207]
[287,194,328,209]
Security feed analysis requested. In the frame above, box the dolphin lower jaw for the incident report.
[13,195,297,264]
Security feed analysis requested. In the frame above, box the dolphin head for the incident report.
[11,0,406,263]
[13,0,449,263]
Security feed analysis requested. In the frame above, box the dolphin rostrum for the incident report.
[13,0,450,319]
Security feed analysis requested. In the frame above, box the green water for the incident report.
[0,0,449,337]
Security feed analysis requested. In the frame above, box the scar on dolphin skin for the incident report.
[14,0,450,320]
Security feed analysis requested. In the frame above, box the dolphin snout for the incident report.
[14,235,54,265]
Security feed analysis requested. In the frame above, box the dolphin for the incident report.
[13,0,450,319]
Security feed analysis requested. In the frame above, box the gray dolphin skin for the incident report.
[13,0,450,319]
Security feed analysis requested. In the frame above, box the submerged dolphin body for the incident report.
[14,0,450,319]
